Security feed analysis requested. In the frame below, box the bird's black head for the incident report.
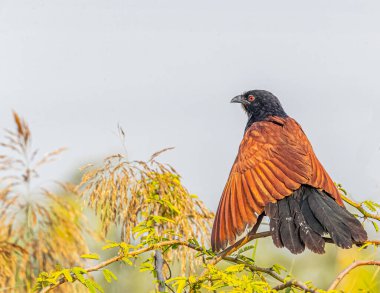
[231,90,288,127]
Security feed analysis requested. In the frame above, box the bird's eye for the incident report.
[248,95,255,102]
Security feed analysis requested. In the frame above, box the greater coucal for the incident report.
[211,90,367,254]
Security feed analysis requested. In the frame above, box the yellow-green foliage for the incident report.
[0,113,90,292]
[79,149,214,273]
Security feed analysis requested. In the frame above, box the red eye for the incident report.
[248,95,255,102]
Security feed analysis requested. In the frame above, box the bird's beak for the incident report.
[231,95,249,105]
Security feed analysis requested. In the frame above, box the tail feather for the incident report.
[277,200,305,254]
[266,185,368,254]
[299,193,326,235]
[264,203,283,248]
[321,192,367,242]
[307,192,353,248]
[288,196,325,254]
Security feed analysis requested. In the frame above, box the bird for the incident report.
[211,90,368,254]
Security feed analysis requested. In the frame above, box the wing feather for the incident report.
[230,178,245,235]
[252,170,276,204]
[235,174,251,228]
[245,170,266,207]
[224,187,235,242]
[267,165,294,194]
[241,173,261,215]
[263,161,298,191]
[271,156,309,183]
[256,164,285,199]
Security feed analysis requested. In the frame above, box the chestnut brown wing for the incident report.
[211,116,342,251]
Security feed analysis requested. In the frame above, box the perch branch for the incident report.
[40,231,379,292]
[41,239,203,292]
[41,231,272,292]
[40,224,379,293]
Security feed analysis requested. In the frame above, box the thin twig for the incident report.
[212,231,272,266]
[223,256,318,293]
[272,281,297,291]
[41,239,202,292]
[341,194,380,221]
[209,215,266,267]
[362,240,380,246]
[216,215,264,260]
[328,260,380,290]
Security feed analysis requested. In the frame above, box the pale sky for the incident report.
[1,0,379,210]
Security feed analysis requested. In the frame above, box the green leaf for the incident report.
[123,257,133,266]
[81,253,100,260]
[176,279,187,293]
[237,244,255,256]
[72,267,88,284]
[252,240,259,259]
[62,269,73,282]
[372,221,379,232]
[188,238,200,247]
[119,242,134,253]
[102,269,118,283]
[225,264,245,273]
[336,184,347,195]
[85,279,104,293]
[363,201,377,212]
[358,242,371,251]
[140,261,154,272]
[272,264,287,274]
[151,215,175,224]
[188,276,197,284]
[160,199,180,214]
[372,202,380,208]
[167,278,188,293]
[102,242,121,250]
[84,279,96,293]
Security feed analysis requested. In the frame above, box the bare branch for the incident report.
[272,281,298,291]
[154,250,166,292]
[328,260,380,290]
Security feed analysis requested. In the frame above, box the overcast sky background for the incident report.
[0,0,379,210]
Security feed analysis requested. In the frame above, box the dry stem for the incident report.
[328,260,380,290]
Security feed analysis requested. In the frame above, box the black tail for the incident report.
[265,185,367,254]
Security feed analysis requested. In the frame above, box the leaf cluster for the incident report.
[79,148,214,273]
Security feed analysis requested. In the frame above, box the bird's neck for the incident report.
[245,109,288,131]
